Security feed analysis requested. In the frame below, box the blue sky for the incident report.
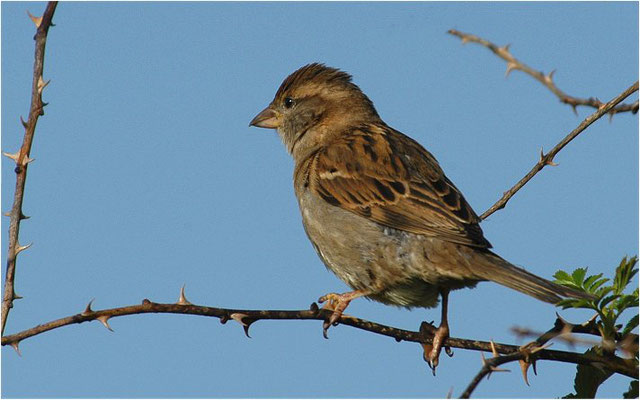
[1,2,638,398]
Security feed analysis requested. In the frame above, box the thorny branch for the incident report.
[479,80,638,220]
[2,1,58,336]
[447,29,639,115]
[1,295,637,382]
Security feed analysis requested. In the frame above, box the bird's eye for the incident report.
[284,97,295,109]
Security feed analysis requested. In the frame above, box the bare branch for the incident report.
[480,80,638,220]
[1,298,636,380]
[2,1,58,336]
[447,29,639,115]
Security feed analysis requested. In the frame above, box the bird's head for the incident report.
[250,63,380,157]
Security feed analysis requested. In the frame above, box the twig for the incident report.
[511,315,638,355]
[1,296,636,380]
[479,80,639,220]
[447,29,639,115]
[460,353,523,398]
[2,1,58,336]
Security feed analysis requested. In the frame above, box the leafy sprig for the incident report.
[554,256,638,398]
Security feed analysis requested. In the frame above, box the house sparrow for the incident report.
[250,63,591,372]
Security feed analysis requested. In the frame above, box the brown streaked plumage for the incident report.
[250,63,593,372]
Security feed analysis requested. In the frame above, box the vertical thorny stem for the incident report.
[2,1,58,335]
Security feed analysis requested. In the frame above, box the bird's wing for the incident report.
[306,124,491,248]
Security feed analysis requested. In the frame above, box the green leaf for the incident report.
[587,277,610,294]
[615,294,639,314]
[622,315,639,336]
[623,380,638,399]
[554,270,574,285]
[600,294,620,309]
[556,298,593,310]
[572,267,588,285]
[594,286,614,299]
[614,256,639,295]
[583,273,601,289]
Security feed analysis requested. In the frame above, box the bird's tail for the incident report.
[474,251,595,303]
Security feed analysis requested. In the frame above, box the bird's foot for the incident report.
[318,291,364,338]
[420,321,453,375]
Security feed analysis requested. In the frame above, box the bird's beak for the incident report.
[249,106,280,129]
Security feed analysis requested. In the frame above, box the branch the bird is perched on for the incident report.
[1,294,637,381]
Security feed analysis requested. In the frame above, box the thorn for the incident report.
[37,76,50,94]
[3,151,20,162]
[532,360,538,376]
[446,387,454,399]
[230,313,254,338]
[608,110,616,123]
[309,302,319,313]
[242,323,253,338]
[20,116,28,128]
[96,315,114,332]
[555,311,570,327]
[10,341,22,356]
[26,11,42,28]
[219,314,229,324]
[505,62,518,77]
[539,147,558,167]
[570,104,578,115]
[2,211,28,220]
[82,299,95,316]
[323,320,330,339]
[545,69,556,84]
[490,340,500,357]
[22,156,35,165]
[499,43,511,53]
[177,284,192,305]
[595,98,605,110]
[519,359,531,386]
[481,352,510,376]
[13,292,23,300]
[585,313,598,326]
[15,242,33,255]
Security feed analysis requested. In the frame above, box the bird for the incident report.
[249,63,592,372]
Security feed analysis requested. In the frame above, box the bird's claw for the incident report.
[318,292,353,338]
[445,346,454,357]
[421,323,450,375]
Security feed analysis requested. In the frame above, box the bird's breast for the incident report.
[294,185,481,307]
